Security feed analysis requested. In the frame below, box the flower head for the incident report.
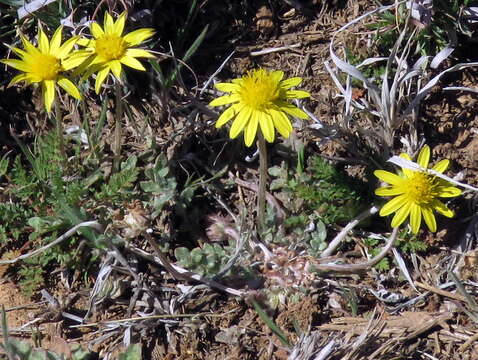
[374,145,461,233]
[1,26,82,112]
[209,68,310,146]
[75,12,155,93]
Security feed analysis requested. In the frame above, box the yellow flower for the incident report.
[374,145,462,233]
[209,68,310,146]
[1,26,82,113]
[74,12,155,93]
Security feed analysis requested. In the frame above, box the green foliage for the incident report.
[97,156,139,201]
[118,344,142,360]
[309,220,328,255]
[363,237,391,271]
[1,302,140,359]
[3,132,143,294]
[175,243,230,277]
[140,154,177,219]
[1,337,139,360]
[369,0,477,57]
[251,299,291,347]
[0,202,33,243]
[363,231,428,272]
[397,230,429,253]
[270,155,366,225]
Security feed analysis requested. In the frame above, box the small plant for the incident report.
[369,0,475,57]
[363,237,391,271]
[174,243,231,277]
[270,155,367,226]
[140,154,177,219]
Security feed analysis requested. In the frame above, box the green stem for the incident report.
[257,131,268,234]
[53,97,65,160]
[113,81,123,172]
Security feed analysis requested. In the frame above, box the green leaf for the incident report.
[0,153,9,178]
[268,166,282,177]
[118,344,142,360]
[316,220,327,242]
[251,300,290,347]
[71,344,91,360]
[140,181,163,193]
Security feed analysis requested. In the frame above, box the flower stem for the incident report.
[113,81,123,173]
[257,131,268,233]
[53,97,65,160]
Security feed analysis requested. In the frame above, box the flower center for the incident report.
[95,35,127,62]
[31,54,62,80]
[406,172,438,204]
[239,69,280,110]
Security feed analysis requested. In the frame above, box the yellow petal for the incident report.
[422,206,437,232]
[113,12,127,36]
[110,60,123,79]
[57,36,78,59]
[9,73,29,85]
[380,194,408,216]
[375,186,404,197]
[285,90,310,99]
[390,201,411,228]
[63,50,92,70]
[215,82,240,93]
[42,80,56,113]
[57,77,82,100]
[269,108,292,138]
[271,70,284,83]
[125,48,154,58]
[119,55,146,71]
[229,107,252,139]
[437,185,461,197]
[432,159,449,173]
[259,111,275,143]
[91,22,105,38]
[38,28,50,54]
[21,35,39,55]
[374,170,403,185]
[417,145,430,168]
[123,28,154,46]
[280,77,302,89]
[8,45,28,58]
[432,199,454,218]
[399,153,414,178]
[95,66,110,94]
[409,203,422,234]
[76,37,94,47]
[104,12,114,32]
[1,58,30,72]
[216,103,242,128]
[209,94,240,106]
[244,111,259,147]
[277,102,308,119]
[50,26,63,53]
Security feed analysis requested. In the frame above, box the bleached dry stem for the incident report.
[321,206,379,258]
[315,227,398,273]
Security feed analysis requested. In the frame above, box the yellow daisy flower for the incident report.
[1,26,82,113]
[74,12,155,93]
[374,145,462,233]
[209,68,310,146]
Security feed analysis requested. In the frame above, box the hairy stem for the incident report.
[113,81,123,172]
[54,97,64,159]
[257,132,268,233]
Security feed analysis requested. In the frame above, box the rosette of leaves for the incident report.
[174,243,230,277]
